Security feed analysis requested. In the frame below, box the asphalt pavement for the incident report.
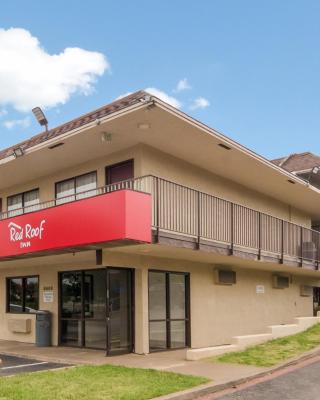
[204,359,320,400]
[0,354,70,376]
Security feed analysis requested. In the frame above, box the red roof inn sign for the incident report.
[0,190,151,259]
[9,220,46,247]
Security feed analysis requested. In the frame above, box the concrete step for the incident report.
[268,324,300,338]
[232,333,273,348]
[186,344,238,361]
[294,316,320,330]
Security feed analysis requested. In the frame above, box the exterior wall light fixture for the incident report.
[32,107,48,131]
[12,147,24,158]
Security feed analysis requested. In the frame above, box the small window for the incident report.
[7,189,39,217]
[7,276,39,313]
[56,172,97,205]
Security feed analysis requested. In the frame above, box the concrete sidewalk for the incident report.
[0,340,265,383]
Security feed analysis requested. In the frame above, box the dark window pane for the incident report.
[8,278,23,313]
[170,321,186,348]
[169,274,186,319]
[56,179,75,204]
[149,272,166,320]
[76,173,97,199]
[85,320,106,349]
[108,269,131,353]
[107,160,134,184]
[84,270,106,319]
[7,194,23,217]
[149,321,167,350]
[61,320,82,346]
[24,190,40,213]
[61,272,82,318]
[25,277,39,313]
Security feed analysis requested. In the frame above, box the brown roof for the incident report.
[271,152,320,172]
[0,90,147,161]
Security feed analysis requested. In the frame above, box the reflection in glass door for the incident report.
[107,268,133,355]
[148,271,190,351]
[59,268,133,354]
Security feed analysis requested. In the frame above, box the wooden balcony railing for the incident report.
[0,175,319,268]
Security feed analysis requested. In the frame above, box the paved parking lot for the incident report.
[202,359,320,400]
[0,354,70,376]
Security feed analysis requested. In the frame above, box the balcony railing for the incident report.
[1,175,319,268]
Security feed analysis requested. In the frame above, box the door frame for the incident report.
[58,267,135,355]
[148,270,191,352]
[105,159,134,185]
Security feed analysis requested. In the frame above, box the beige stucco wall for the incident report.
[0,144,311,227]
[0,249,315,351]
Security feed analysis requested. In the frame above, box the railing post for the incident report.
[230,203,234,255]
[197,191,201,250]
[280,220,284,264]
[258,212,261,260]
[317,234,320,270]
[155,176,160,243]
[300,226,303,267]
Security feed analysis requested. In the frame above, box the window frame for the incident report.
[55,171,97,203]
[7,188,40,215]
[6,275,40,314]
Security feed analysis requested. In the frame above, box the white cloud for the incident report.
[3,116,31,129]
[174,78,191,92]
[190,97,210,110]
[0,109,7,117]
[115,92,133,100]
[145,87,181,108]
[0,28,109,112]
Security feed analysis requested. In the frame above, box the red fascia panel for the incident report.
[0,190,151,259]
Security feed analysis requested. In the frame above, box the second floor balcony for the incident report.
[0,175,319,270]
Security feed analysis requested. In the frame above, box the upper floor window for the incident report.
[7,189,40,217]
[7,276,39,313]
[106,159,134,185]
[56,171,97,205]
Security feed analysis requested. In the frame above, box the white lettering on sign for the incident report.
[8,220,46,248]
[256,285,265,294]
[43,291,54,303]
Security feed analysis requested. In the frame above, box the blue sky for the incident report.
[0,0,319,159]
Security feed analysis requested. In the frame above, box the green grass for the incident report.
[215,323,320,367]
[0,364,208,400]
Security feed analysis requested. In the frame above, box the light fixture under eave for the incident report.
[32,106,48,131]
[138,122,151,130]
[48,142,64,150]
[101,132,112,143]
[218,143,231,150]
[13,147,24,158]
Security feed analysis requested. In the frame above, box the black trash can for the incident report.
[35,310,52,347]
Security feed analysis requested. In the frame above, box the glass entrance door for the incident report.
[148,271,190,351]
[59,268,133,354]
[107,268,133,355]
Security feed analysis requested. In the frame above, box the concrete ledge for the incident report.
[186,344,238,361]
[295,316,320,330]
[186,316,320,361]
[232,333,273,348]
[268,324,300,338]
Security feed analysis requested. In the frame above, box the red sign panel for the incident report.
[0,190,151,259]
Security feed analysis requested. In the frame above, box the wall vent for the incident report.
[273,275,290,289]
[300,285,313,297]
[215,269,236,285]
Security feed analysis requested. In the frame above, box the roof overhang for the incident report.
[1,93,320,219]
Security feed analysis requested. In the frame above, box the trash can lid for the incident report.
[36,310,51,314]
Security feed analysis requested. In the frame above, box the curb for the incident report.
[155,348,320,400]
